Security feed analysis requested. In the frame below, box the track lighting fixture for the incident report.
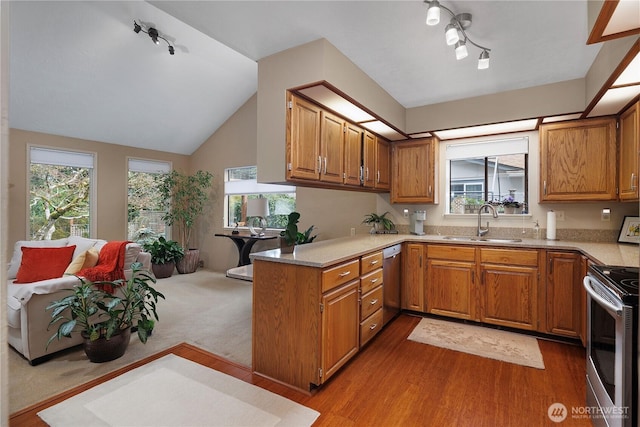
[423,0,491,70]
[133,20,175,55]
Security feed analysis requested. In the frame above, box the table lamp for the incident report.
[247,198,269,236]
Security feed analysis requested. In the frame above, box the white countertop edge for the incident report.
[249,234,639,268]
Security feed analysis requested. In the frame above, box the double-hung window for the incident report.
[127,158,171,242]
[29,146,95,240]
[224,166,296,229]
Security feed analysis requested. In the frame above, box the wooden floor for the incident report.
[10,314,590,427]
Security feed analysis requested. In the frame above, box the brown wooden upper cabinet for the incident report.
[539,117,617,202]
[286,92,390,192]
[363,131,390,190]
[618,101,639,202]
[391,138,438,203]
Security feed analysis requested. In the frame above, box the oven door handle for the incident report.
[583,276,623,316]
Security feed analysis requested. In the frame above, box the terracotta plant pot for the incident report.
[82,327,131,363]
[152,261,175,279]
[280,237,295,254]
[176,249,200,274]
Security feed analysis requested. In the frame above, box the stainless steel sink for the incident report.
[442,236,475,241]
[442,236,522,243]
[476,238,522,243]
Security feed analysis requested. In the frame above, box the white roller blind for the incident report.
[30,146,94,168]
[446,137,529,160]
[128,158,171,174]
[225,179,296,195]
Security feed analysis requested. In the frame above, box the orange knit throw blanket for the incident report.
[78,241,129,292]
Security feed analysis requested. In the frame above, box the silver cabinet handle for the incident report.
[631,173,637,190]
[317,156,322,173]
[369,323,378,330]
[543,180,547,195]
[366,167,369,180]
[370,278,379,284]
[428,185,432,196]
[369,260,379,266]
[338,271,351,277]
[369,298,378,305]
[323,157,327,174]
[377,170,380,183]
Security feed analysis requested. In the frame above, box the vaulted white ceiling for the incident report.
[9,1,605,155]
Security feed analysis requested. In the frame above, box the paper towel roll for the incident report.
[546,210,557,240]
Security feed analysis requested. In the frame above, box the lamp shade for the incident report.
[478,50,490,69]
[455,40,468,60]
[247,198,269,218]
[445,23,459,45]
[426,0,440,25]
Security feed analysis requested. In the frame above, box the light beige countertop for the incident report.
[250,234,639,268]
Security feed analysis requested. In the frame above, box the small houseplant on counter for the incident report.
[362,212,395,233]
[501,195,522,214]
[279,211,317,253]
[155,169,213,274]
[46,263,165,363]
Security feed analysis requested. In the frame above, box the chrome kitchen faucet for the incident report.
[477,203,499,237]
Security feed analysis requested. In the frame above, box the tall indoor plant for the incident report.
[156,169,213,274]
[46,263,164,363]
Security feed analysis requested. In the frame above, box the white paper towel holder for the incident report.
[546,210,558,241]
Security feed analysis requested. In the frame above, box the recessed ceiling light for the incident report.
[434,119,539,140]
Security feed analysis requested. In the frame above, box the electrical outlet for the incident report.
[601,208,611,222]
[403,209,409,218]
[350,227,356,236]
[555,210,565,221]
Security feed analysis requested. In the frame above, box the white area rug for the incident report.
[37,354,320,427]
[408,317,545,369]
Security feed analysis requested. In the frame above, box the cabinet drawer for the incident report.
[322,259,360,293]
[480,248,538,266]
[360,308,383,347]
[428,245,475,262]
[360,285,383,320]
[360,268,383,295]
[361,251,383,274]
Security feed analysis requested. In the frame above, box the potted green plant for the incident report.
[143,236,185,279]
[279,212,317,253]
[155,169,213,274]
[362,212,395,233]
[46,263,165,363]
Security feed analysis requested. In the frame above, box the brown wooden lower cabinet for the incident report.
[407,244,585,342]
[252,249,387,391]
[546,250,583,338]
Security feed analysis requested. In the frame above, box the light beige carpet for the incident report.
[9,269,253,414]
[407,317,545,369]
[37,354,320,427]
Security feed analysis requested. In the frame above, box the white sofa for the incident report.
[6,236,151,365]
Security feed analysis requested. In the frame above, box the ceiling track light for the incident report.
[423,0,491,70]
[133,20,175,55]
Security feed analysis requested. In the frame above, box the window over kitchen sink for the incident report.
[446,137,529,215]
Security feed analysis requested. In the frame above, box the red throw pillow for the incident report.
[14,245,77,284]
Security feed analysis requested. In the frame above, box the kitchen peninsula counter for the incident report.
[250,234,639,268]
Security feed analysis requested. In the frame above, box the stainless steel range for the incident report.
[583,265,638,427]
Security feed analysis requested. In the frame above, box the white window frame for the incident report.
[28,145,97,239]
[126,157,172,241]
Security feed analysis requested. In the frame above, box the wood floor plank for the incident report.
[10,314,590,426]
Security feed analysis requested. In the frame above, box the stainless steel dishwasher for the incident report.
[382,244,402,325]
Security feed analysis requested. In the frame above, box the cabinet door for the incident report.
[480,264,538,330]
[376,138,391,190]
[391,138,437,203]
[321,280,360,383]
[319,111,345,184]
[619,102,639,201]
[362,131,376,188]
[344,122,363,186]
[539,117,616,201]
[546,251,582,338]
[287,94,321,181]
[427,259,476,320]
[402,243,425,311]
